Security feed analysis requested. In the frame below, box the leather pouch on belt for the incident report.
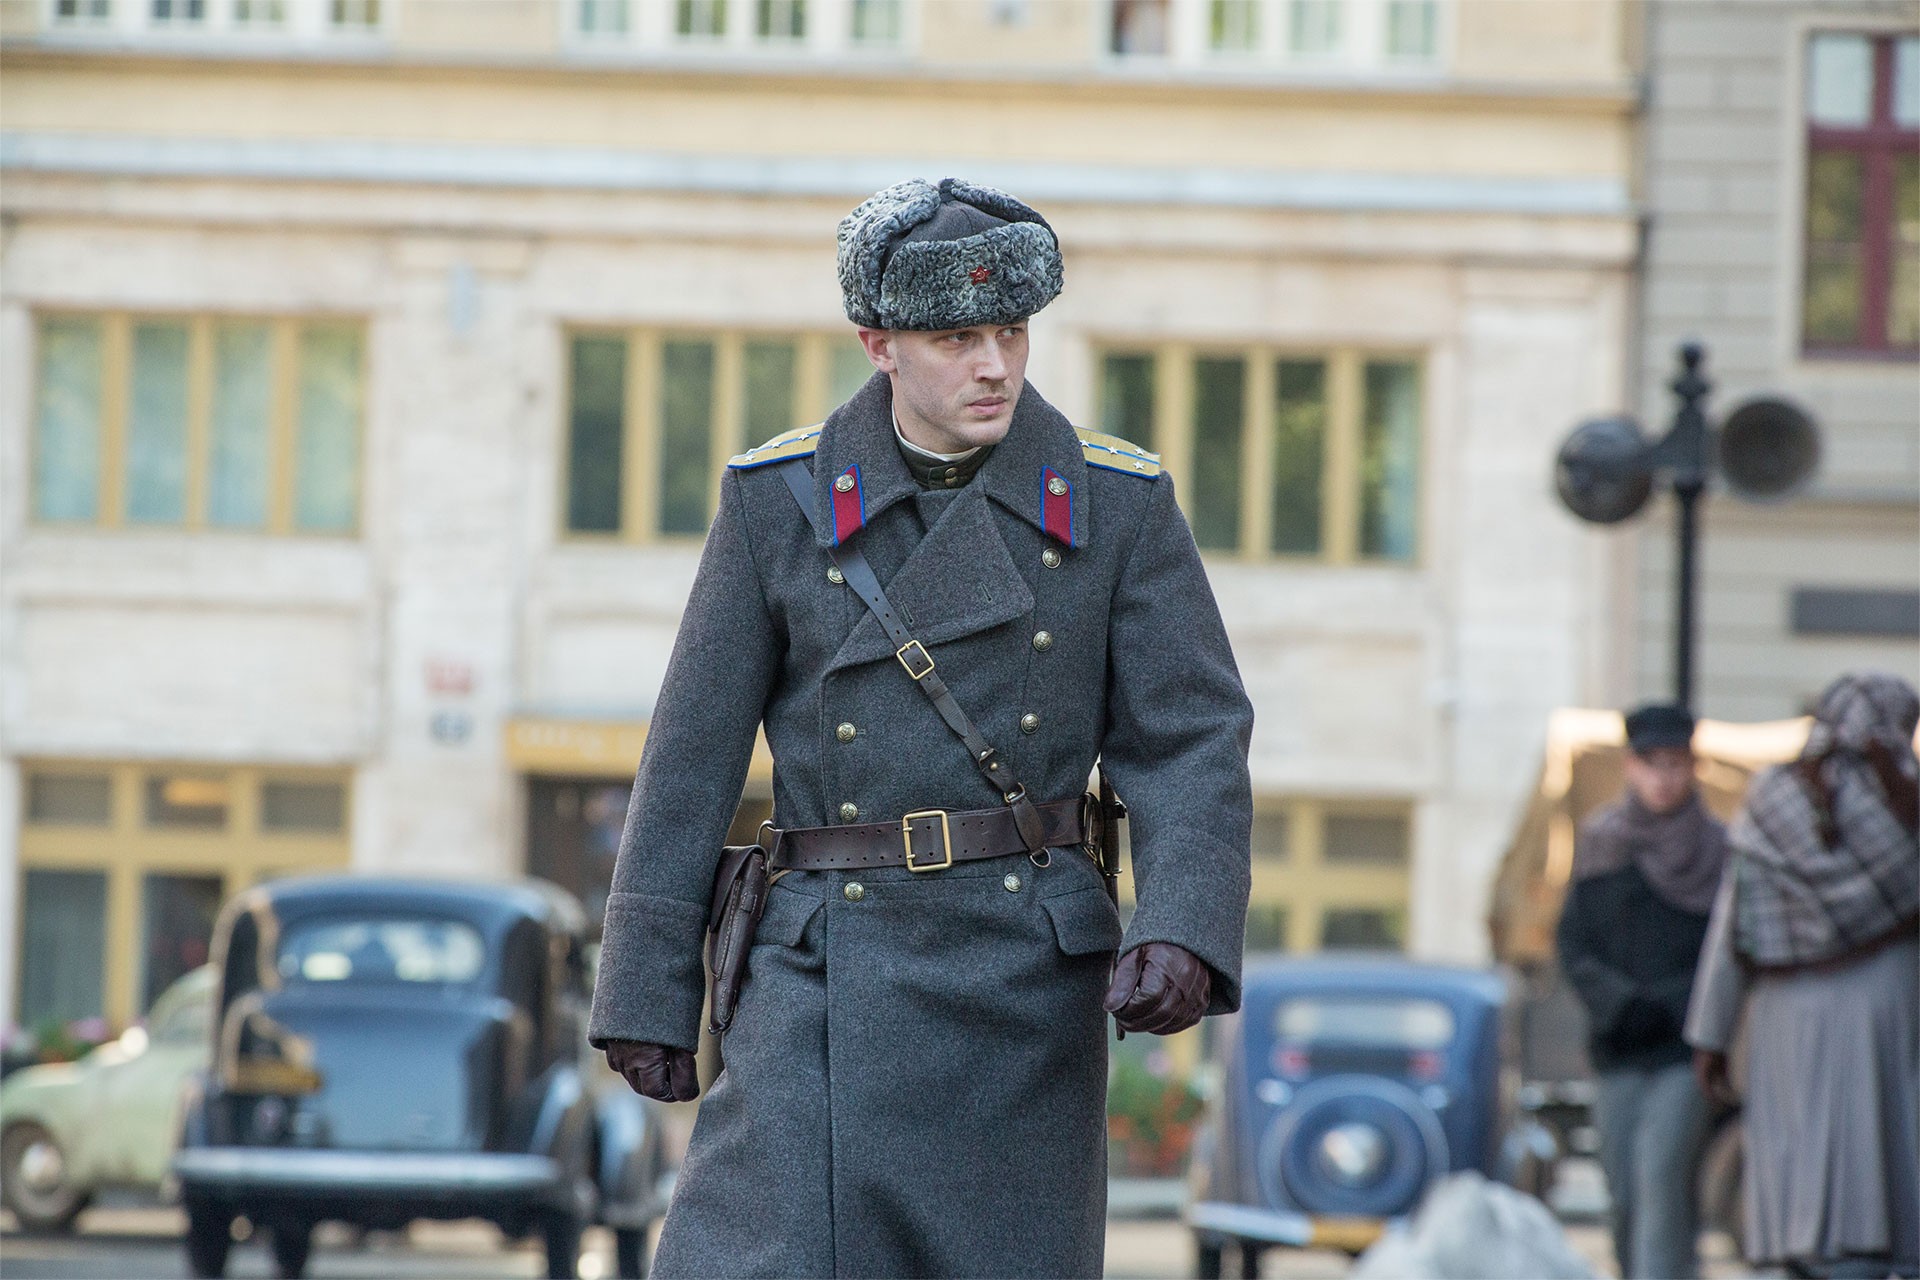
[704,843,771,1036]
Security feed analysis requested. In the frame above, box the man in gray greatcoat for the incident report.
[588,177,1254,1279]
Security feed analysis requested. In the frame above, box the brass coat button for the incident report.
[839,802,860,822]
[836,722,857,743]
[1042,548,1062,569]
[1047,476,1068,496]
[1032,631,1054,651]
[1020,713,1041,735]
[844,882,865,902]
[827,566,846,585]
[1003,873,1022,893]
[834,473,856,493]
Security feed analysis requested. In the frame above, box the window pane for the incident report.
[1244,904,1289,953]
[1099,353,1156,451]
[1110,0,1168,54]
[18,870,107,1027]
[755,0,804,38]
[850,0,899,44]
[1802,149,1865,345]
[234,0,287,23]
[26,774,113,826]
[33,316,103,522]
[1288,0,1340,54]
[660,339,716,536]
[1190,357,1245,551]
[744,340,797,440]
[261,780,347,833]
[293,324,362,532]
[1898,36,1920,127]
[1894,155,1920,346]
[330,0,379,26]
[145,774,230,829]
[1320,907,1405,951]
[1209,0,1257,52]
[1806,33,1873,126]
[208,322,272,529]
[126,321,190,525]
[830,340,874,406]
[1360,360,1419,561]
[579,0,629,33]
[279,917,486,986]
[1324,812,1410,865]
[1271,359,1325,555]
[1252,808,1290,861]
[1385,0,1435,59]
[141,874,222,1012]
[567,336,626,533]
[676,0,725,35]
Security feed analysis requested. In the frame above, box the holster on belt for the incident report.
[1083,768,1128,910]
[704,843,770,1036]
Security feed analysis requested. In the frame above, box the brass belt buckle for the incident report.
[901,809,953,872]
[896,640,935,681]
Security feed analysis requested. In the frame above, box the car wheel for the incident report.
[542,1210,584,1280]
[0,1121,91,1233]
[614,1225,650,1279]
[271,1222,313,1279]
[183,1197,233,1279]
[1195,1236,1224,1279]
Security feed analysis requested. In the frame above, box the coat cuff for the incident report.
[588,891,709,1052]
[1121,857,1247,1015]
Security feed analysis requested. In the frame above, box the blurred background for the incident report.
[0,0,1915,1274]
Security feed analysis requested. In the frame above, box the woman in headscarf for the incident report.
[1687,672,1920,1280]
[1558,702,1729,1280]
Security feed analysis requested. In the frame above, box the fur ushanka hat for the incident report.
[837,178,1064,331]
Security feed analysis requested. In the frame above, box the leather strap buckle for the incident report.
[896,640,935,681]
[901,809,953,873]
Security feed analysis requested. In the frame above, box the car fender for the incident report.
[591,1086,665,1227]
[1,1059,101,1188]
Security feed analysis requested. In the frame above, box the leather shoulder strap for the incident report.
[775,458,1048,851]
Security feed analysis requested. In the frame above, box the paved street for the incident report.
[0,1207,1635,1280]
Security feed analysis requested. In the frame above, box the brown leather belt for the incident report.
[769,797,1087,873]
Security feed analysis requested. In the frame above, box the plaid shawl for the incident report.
[1732,672,1920,967]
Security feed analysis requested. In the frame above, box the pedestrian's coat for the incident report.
[589,371,1255,1278]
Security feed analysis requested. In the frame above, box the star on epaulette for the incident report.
[729,423,824,470]
[1074,426,1162,478]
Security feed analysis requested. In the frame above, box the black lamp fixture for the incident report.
[1555,341,1820,710]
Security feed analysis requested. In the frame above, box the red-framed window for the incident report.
[1801,31,1919,359]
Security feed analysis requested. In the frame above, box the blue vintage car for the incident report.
[1185,956,1532,1277]
[172,876,670,1280]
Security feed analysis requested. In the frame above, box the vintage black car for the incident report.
[1185,956,1541,1277]
[173,876,670,1279]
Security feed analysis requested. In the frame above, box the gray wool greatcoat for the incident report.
[588,371,1254,1279]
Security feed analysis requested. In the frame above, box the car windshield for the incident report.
[1274,995,1455,1049]
[277,917,486,987]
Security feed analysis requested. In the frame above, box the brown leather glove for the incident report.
[1103,942,1211,1035]
[604,1039,699,1103]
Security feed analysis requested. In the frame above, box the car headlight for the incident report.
[1315,1121,1387,1187]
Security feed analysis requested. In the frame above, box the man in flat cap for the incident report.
[589,178,1253,1278]
[1557,703,1727,1279]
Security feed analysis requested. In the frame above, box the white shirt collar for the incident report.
[892,406,981,464]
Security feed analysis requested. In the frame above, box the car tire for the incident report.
[0,1121,91,1234]
[614,1225,650,1279]
[543,1209,584,1280]
[271,1222,313,1279]
[183,1197,233,1279]
[1195,1237,1224,1279]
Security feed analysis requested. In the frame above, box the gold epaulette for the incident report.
[729,423,823,470]
[1075,426,1162,478]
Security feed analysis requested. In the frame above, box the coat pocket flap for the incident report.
[1041,885,1123,957]
[756,883,826,949]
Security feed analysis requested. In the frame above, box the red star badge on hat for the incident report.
[968,266,992,284]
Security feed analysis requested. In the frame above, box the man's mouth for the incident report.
[969,395,1007,411]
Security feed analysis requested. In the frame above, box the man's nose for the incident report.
[976,337,1010,381]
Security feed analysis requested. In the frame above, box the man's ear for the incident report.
[856,328,897,374]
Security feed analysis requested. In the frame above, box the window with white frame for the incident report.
[754,0,805,41]
[675,0,726,38]
[149,0,205,24]
[51,0,112,24]
[1287,0,1341,56]
[1209,0,1259,53]
[1383,0,1436,61]
[1110,0,1170,55]
[232,0,286,24]
[849,0,901,46]
[329,0,379,29]
[577,0,629,35]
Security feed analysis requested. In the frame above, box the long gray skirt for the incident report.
[1741,936,1919,1268]
[652,848,1121,1279]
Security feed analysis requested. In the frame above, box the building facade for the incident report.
[1630,0,1918,720]
[0,0,1639,1034]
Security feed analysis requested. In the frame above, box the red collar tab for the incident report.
[831,463,866,545]
[1040,466,1073,547]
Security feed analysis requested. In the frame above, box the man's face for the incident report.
[1623,746,1697,815]
[857,322,1030,454]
